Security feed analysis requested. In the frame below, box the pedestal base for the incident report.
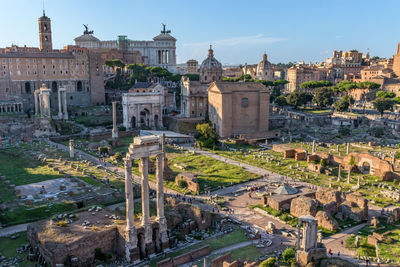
[296,248,326,267]
[125,245,140,263]
[145,242,155,256]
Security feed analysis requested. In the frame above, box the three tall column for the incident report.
[124,158,138,262]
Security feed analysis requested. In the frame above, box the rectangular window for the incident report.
[241,98,249,108]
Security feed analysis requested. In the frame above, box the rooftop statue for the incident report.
[83,24,94,35]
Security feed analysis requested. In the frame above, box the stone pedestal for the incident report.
[69,140,74,158]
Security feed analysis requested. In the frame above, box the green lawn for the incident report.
[0,232,35,267]
[168,151,259,192]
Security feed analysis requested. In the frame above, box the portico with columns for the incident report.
[0,101,23,113]
[123,135,169,262]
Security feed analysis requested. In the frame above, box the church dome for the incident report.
[258,53,272,69]
[200,45,222,71]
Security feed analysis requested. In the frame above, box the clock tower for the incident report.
[38,11,52,52]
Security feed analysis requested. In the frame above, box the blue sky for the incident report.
[1,0,400,65]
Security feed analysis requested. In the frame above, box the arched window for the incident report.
[25,82,31,94]
[76,81,83,91]
[51,81,58,93]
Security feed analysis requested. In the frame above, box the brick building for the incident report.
[0,12,105,110]
[208,82,270,138]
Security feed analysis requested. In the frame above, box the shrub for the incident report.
[114,152,123,161]
[118,126,126,131]
[99,146,108,155]
[338,126,351,136]
[259,257,276,267]
[282,247,296,265]
[370,127,384,138]
[178,180,188,189]
[56,220,68,227]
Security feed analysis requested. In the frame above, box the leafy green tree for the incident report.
[114,152,123,162]
[393,96,400,104]
[104,59,125,69]
[286,91,308,109]
[273,79,289,87]
[127,64,149,83]
[333,81,357,92]
[357,81,380,90]
[275,95,287,106]
[376,90,395,99]
[373,98,394,117]
[282,247,296,265]
[270,87,281,103]
[259,257,276,267]
[312,87,333,109]
[184,74,200,81]
[194,123,219,149]
[334,95,355,112]
[300,80,332,89]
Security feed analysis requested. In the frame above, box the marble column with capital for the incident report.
[62,89,68,120]
[140,157,154,255]
[112,101,118,139]
[124,158,139,262]
[156,152,169,250]
[57,89,63,119]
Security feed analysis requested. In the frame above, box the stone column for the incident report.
[297,221,301,250]
[40,89,51,118]
[312,140,316,154]
[124,158,138,262]
[62,89,68,120]
[34,91,39,115]
[150,104,155,128]
[140,157,154,256]
[337,164,341,182]
[136,104,140,128]
[156,152,169,250]
[347,167,351,184]
[69,139,74,158]
[346,143,350,155]
[57,89,63,119]
[112,101,119,139]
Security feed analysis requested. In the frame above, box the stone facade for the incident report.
[315,210,338,231]
[180,46,222,118]
[0,12,105,109]
[74,25,177,73]
[175,172,200,193]
[122,83,164,130]
[290,196,317,217]
[208,82,270,138]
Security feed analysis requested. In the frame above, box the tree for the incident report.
[282,247,296,265]
[339,126,351,136]
[300,80,332,90]
[334,95,355,112]
[357,81,380,90]
[114,152,123,162]
[393,96,400,104]
[373,98,394,117]
[275,95,287,106]
[312,87,333,109]
[194,123,219,149]
[127,64,149,83]
[376,90,395,99]
[184,74,200,81]
[333,81,357,93]
[270,87,281,103]
[259,257,276,267]
[286,91,308,109]
[104,59,125,69]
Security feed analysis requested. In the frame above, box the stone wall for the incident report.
[211,253,232,267]
[290,196,317,217]
[315,189,341,206]
[156,246,211,267]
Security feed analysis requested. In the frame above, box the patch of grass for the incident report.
[0,232,35,267]
[249,204,298,227]
[0,201,76,227]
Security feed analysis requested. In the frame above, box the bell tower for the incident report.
[38,11,52,52]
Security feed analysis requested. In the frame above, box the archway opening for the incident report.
[137,233,146,260]
[77,81,83,92]
[25,82,31,94]
[51,81,58,93]
[362,162,370,174]
[131,116,136,128]
[154,115,159,128]
[153,227,161,253]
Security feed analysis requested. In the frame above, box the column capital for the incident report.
[124,157,132,167]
